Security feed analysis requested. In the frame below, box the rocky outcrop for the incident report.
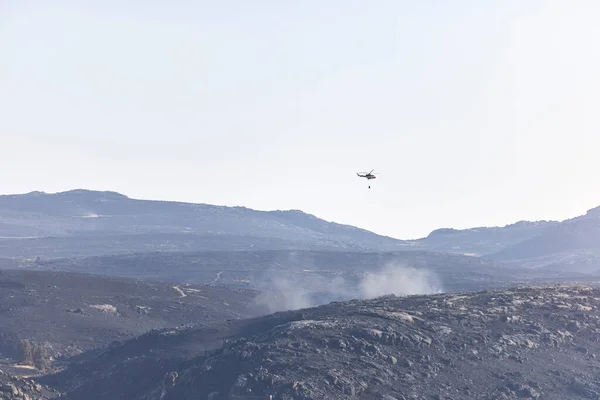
[41,284,600,399]
[0,369,60,400]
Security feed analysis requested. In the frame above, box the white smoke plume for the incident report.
[358,262,442,298]
[253,261,443,313]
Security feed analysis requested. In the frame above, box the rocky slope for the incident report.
[39,284,600,399]
[0,369,60,400]
[0,269,262,368]
[0,190,406,258]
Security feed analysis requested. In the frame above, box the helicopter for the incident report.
[356,169,378,188]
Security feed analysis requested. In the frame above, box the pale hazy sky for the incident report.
[2,1,600,239]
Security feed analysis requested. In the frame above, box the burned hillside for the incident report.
[0,368,59,400]
[40,284,600,399]
[0,269,262,370]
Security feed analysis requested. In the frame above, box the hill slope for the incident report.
[2,189,599,267]
[22,249,565,313]
[40,284,600,399]
[485,207,600,274]
[414,220,560,256]
[489,216,600,261]
[0,269,261,368]
[0,190,407,258]
[0,369,60,400]
[410,203,600,273]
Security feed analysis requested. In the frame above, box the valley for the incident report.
[1,189,600,399]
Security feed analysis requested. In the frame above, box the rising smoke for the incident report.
[254,262,443,313]
[358,262,442,299]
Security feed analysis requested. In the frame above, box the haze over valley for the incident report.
[3,189,600,312]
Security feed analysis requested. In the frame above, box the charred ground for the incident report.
[37,284,600,399]
[23,249,591,301]
[0,269,262,375]
[0,368,60,400]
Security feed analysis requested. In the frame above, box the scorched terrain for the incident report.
[36,284,600,399]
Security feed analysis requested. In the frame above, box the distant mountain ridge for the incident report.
[487,210,600,262]
[0,189,409,257]
[1,189,599,266]
[413,219,561,255]
[397,203,600,272]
